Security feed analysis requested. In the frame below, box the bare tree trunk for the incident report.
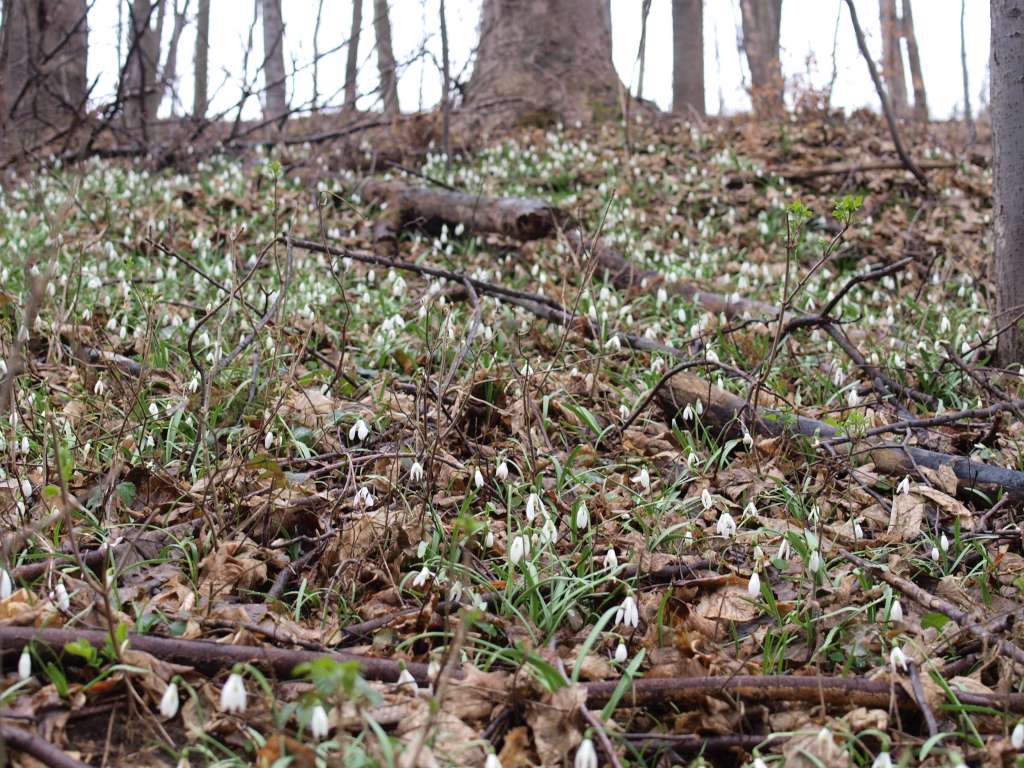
[879,0,907,118]
[344,0,362,111]
[0,0,89,154]
[373,0,399,115]
[124,0,162,129]
[193,0,209,117]
[312,0,324,112]
[261,0,287,123]
[439,0,451,172]
[149,0,188,117]
[959,0,975,146]
[900,0,927,121]
[738,0,782,116]
[464,0,625,125]
[672,0,704,116]
[992,0,1024,363]
[637,0,651,100]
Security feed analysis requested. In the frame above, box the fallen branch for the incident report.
[727,159,957,185]
[0,724,88,768]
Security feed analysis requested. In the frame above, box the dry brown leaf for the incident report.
[695,585,759,623]
[887,492,926,541]
[914,486,974,531]
[199,537,269,596]
[527,683,586,766]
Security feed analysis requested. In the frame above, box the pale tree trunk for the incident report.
[672,0,704,116]
[193,0,209,117]
[312,0,324,111]
[150,0,188,117]
[992,0,1024,363]
[261,0,287,123]
[439,0,451,170]
[0,0,89,153]
[124,0,162,129]
[637,0,651,100]
[344,0,362,111]
[373,0,399,115]
[959,0,974,145]
[879,0,907,117]
[465,0,625,125]
[738,0,782,116]
[900,0,927,120]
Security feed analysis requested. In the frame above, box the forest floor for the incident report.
[1,106,1021,768]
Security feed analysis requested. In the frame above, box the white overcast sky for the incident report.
[83,0,991,121]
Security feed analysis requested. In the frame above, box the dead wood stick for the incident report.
[0,724,89,768]
[839,549,1024,666]
[728,159,957,184]
[656,371,1024,495]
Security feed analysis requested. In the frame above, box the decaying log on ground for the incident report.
[657,371,1024,495]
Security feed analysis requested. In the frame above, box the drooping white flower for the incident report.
[930,545,940,562]
[484,529,494,548]
[412,566,433,589]
[52,583,70,612]
[348,418,369,442]
[871,752,893,768]
[716,512,737,539]
[890,645,908,672]
[614,642,628,663]
[808,550,822,574]
[682,404,694,421]
[615,595,639,628]
[219,672,247,713]
[509,535,530,565]
[747,571,761,597]
[701,488,714,510]
[160,681,180,718]
[896,476,910,495]
[484,754,504,768]
[575,502,589,530]
[1011,720,1024,750]
[889,599,904,623]
[18,647,31,681]
[631,467,651,492]
[525,493,541,522]
[410,461,424,483]
[148,402,159,418]
[940,533,950,552]
[396,668,417,692]
[94,379,106,395]
[574,738,598,768]
[309,703,329,739]
[0,569,11,600]
[496,461,509,482]
[752,759,769,768]
[603,548,618,569]
[474,468,485,489]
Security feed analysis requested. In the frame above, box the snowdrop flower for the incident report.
[747,571,761,597]
[219,672,247,713]
[931,546,940,562]
[752,759,769,768]
[614,642,628,663]
[575,502,589,530]
[631,467,651,492]
[396,668,417,692]
[574,738,598,768]
[686,452,699,468]
[148,402,159,418]
[18,647,31,681]
[847,389,861,408]
[20,478,32,499]
[496,461,509,482]
[605,335,621,351]
[701,488,714,510]
[309,704,329,739]
[52,583,70,612]
[778,538,791,560]
[682,404,694,421]
[410,461,424,483]
[940,533,950,552]
[349,418,369,442]
[716,511,737,538]
[416,540,428,558]
[93,379,106,395]
[160,681,179,718]
[890,645,908,672]
[616,595,639,628]
[744,501,758,517]
[539,515,557,544]
[509,535,530,565]
[485,754,503,768]
[0,569,11,600]
[474,468,485,489]
[525,493,542,522]
[808,550,822,574]
[263,431,275,450]
[742,430,753,448]
[889,599,904,623]
[1011,720,1024,750]
[412,566,433,589]
[939,315,951,334]
[896,476,910,495]
[484,529,494,548]
[603,548,619,569]
[354,486,375,507]
[619,404,630,420]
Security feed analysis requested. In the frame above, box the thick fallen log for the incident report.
[656,371,1024,495]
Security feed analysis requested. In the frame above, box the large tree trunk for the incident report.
[637,0,651,100]
[261,0,287,123]
[123,0,162,129]
[993,0,1024,364]
[464,0,625,125]
[193,0,210,117]
[738,0,782,116]
[0,0,89,154]
[879,0,907,118]
[672,0,704,116]
[343,0,362,111]
[151,0,188,117]
[373,0,399,115]
[900,0,927,121]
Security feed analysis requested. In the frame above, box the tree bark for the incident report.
[672,0,704,116]
[0,0,89,154]
[464,0,625,125]
[344,0,362,111]
[900,0,927,121]
[439,0,451,171]
[261,0,287,123]
[959,0,974,146]
[151,0,188,117]
[193,0,210,117]
[373,0,399,115]
[993,0,1024,364]
[738,0,782,116]
[123,0,162,129]
[637,0,651,100]
[879,0,907,118]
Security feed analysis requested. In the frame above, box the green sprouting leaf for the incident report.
[65,639,100,667]
[921,612,952,631]
[115,481,137,506]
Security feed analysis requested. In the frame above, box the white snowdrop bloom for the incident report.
[52,583,70,612]
[19,436,28,454]
[604,335,621,351]
[484,529,494,548]
[309,704,329,739]
[416,540,428,558]
[716,512,737,538]
[682,404,694,421]
[410,461,424,483]
[525,493,542,522]
[940,533,950,552]
[264,431,275,450]
[575,502,589,530]
[890,645,908,671]
[219,673,247,713]
[355,486,375,507]
[614,642,628,663]
[396,668,417,691]
[632,467,651,492]
[656,287,668,307]
[20,478,32,499]
[539,515,557,543]
[752,759,769,768]
[778,538,791,560]
[474,468,485,489]
[412,566,433,589]
[349,418,369,442]
[604,548,619,569]
[509,535,530,565]
[448,581,463,603]
[747,571,761,597]
[615,595,639,628]
[485,754,503,768]
[847,389,861,408]
[148,402,160,418]
[93,379,106,395]
[939,315,951,334]
[1011,720,1024,750]
[896,476,910,495]
[931,546,940,562]
[871,752,893,768]
[742,430,753,448]
[808,550,822,574]
[890,599,904,623]
[701,488,714,510]
[18,647,31,681]
[0,569,11,600]
[854,520,864,539]
[496,461,509,482]
[744,501,757,517]
[574,738,598,768]
[160,681,180,718]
